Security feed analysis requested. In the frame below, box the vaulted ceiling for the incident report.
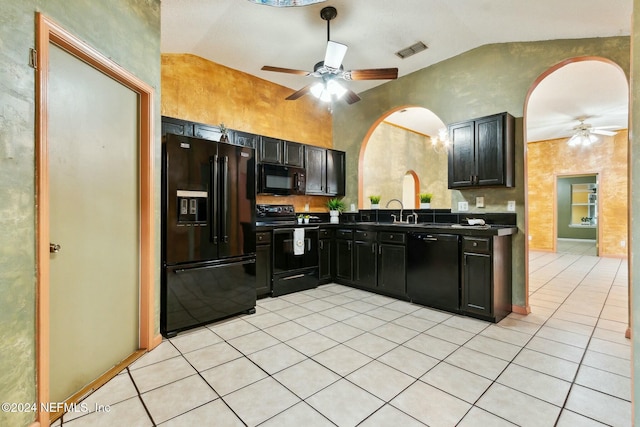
[161,0,632,140]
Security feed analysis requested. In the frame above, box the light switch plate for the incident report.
[476,197,485,208]
[458,201,469,211]
[507,200,516,212]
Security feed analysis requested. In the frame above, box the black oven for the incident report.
[258,163,306,195]
[272,227,319,296]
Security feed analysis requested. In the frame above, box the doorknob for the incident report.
[49,243,61,253]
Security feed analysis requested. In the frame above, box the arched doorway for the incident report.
[523,57,629,320]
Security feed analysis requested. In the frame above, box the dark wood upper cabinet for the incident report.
[305,146,327,194]
[326,149,345,196]
[234,131,260,148]
[193,123,225,142]
[161,116,194,137]
[260,136,282,164]
[448,112,514,189]
[283,141,304,167]
[259,138,305,167]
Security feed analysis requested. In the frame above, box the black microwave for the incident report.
[258,164,306,195]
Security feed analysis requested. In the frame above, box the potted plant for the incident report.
[369,195,381,209]
[297,214,304,224]
[327,198,345,223]
[303,214,310,224]
[419,193,433,209]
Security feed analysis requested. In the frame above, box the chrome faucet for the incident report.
[405,212,418,224]
[385,198,404,223]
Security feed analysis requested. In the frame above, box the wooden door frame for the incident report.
[35,13,157,427]
[554,172,601,255]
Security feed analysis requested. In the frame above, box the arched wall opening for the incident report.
[358,106,451,210]
[523,56,629,325]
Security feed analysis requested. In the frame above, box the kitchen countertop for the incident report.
[257,221,518,237]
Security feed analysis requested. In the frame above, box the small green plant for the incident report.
[327,198,345,212]
[419,193,433,203]
[369,195,381,204]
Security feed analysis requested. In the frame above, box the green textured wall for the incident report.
[0,1,160,426]
[333,37,630,309]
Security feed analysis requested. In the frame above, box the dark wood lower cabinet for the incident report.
[462,252,492,316]
[335,237,353,282]
[254,224,512,323]
[354,239,377,290]
[255,232,272,297]
[377,243,406,297]
[461,235,512,322]
[319,228,333,283]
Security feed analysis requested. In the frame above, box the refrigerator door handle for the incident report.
[221,155,229,243]
[210,155,219,244]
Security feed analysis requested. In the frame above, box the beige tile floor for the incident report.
[55,250,630,426]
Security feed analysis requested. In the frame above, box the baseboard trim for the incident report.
[512,305,531,315]
[49,349,146,423]
[151,333,163,349]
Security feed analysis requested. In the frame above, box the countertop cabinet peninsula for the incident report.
[448,112,515,188]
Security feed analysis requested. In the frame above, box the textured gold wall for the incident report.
[161,53,333,211]
[527,131,628,257]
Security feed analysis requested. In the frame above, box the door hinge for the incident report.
[29,48,37,69]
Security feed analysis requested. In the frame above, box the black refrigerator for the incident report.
[161,133,256,337]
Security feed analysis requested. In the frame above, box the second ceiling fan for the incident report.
[261,6,398,104]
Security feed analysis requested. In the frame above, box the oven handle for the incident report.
[281,273,305,281]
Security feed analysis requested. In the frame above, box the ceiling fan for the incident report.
[261,6,398,104]
[568,117,619,146]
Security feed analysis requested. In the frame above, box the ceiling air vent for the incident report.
[395,41,428,59]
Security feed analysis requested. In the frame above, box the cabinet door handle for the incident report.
[320,240,323,250]
[372,243,376,254]
[348,241,352,250]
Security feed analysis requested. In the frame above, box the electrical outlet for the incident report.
[507,200,516,212]
[458,201,469,211]
[621,240,626,248]
[476,197,485,208]
[528,235,532,241]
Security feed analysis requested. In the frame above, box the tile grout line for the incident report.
[126,366,157,427]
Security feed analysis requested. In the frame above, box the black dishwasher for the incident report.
[407,233,460,312]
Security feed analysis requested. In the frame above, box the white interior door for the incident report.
[48,43,140,402]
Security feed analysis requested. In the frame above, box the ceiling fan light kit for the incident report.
[567,117,618,147]
[261,6,399,104]
[248,0,327,7]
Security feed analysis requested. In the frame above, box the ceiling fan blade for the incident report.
[285,84,314,101]
[324,41,348,69]
[592,129,617,136]
[262,65,311,76]
[347,68,399,80]
[343,89,361,105]
[593,125,620,130]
